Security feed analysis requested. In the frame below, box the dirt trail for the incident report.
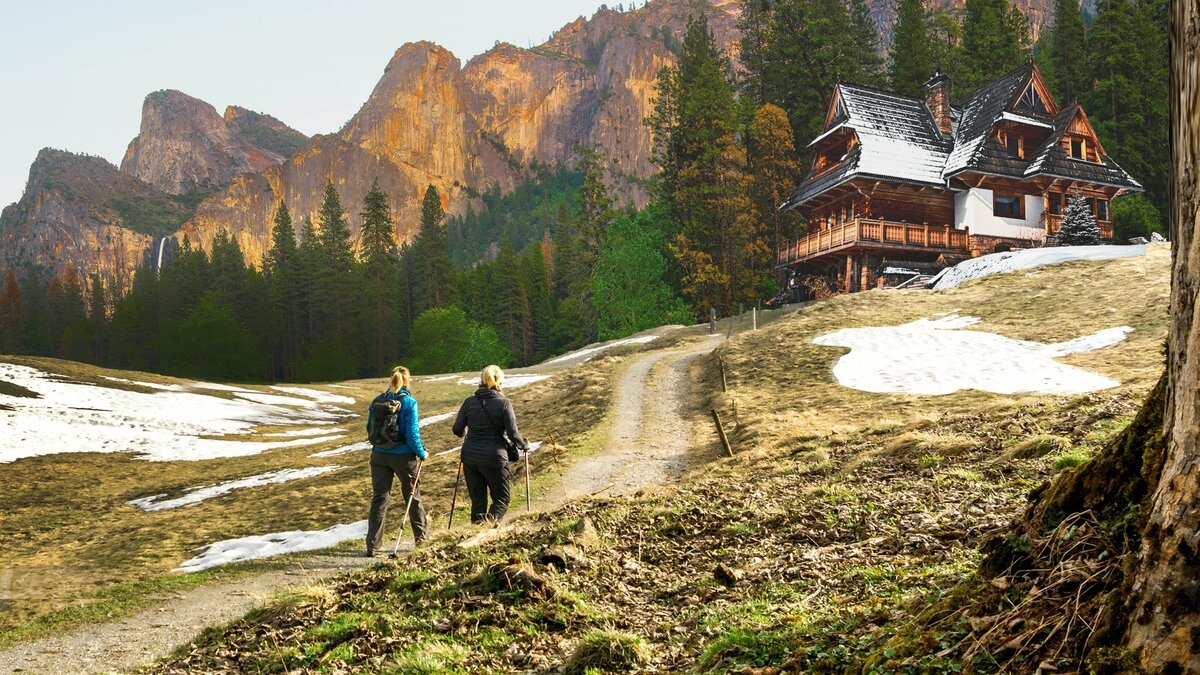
[540,335,722,504]
[0,336,720,674]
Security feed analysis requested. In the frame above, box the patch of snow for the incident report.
[128,466,344,512]
[813,315,1132,395]
[455,374,550,388]
[419,375,457,382]
[420,412,454,427]
[0,364,346,463]
[932,245,1146,290]
[174,520,368,573]
[188,382,255,393]
[541,335,660,367]
[270,386,356,404]
[309,442,370,458]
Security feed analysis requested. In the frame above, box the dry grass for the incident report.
[0,244,1170,645]
[709,244,1170,457]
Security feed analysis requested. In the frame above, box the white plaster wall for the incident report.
[954,188,1046,240]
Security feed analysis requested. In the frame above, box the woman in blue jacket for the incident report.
[365,365,428,556]
[452,364,528,524]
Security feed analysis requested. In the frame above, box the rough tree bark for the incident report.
[1122,4,1200,671]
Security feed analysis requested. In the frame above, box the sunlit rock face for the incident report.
[0,149,159,296]
[121,89,306,196]
[177,0,745,268]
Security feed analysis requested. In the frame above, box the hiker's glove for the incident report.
[416,449,428,461]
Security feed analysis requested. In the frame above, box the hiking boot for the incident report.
[365,547,377,558]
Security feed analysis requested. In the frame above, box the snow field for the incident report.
[813,315,1132,395]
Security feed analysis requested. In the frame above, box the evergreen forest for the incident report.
[0,0,1169,383]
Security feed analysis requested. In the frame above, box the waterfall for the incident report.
[155,237,167,275]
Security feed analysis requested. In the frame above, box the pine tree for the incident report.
[265,202,303,380]
[889,0,938,97]
[357,179,401,375]
[744,0,886,151]
[411,185,457,314]
[1057,193,1102,245]
[1,270,24,355]
[313,181,356,360]
[1045,0,1088,103]
[958,0,1031,92]
[518,241,554,363]
[87,274,108,364]
[747,103,804,253]
[1086,0,1168,226]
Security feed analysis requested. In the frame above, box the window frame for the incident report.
[993,192,1025,219]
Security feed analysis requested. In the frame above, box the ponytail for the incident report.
[388,365,410,393]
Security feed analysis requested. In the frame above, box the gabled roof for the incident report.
[1023,104,1143,190]
[782,83,952,209]
[942,63,1041,178]
[782,62,1143,212]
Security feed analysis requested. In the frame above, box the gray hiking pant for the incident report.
[366,452,427,551]
[463,462,510,524]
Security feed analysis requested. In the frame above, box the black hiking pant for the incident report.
[366,452,426,551]
[463,462,510,524]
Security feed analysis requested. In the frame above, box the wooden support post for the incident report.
[718,355,728,392]
[712,408,734,457]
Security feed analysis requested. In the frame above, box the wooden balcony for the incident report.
[1043,214,1114,240]
[777,219,970,266]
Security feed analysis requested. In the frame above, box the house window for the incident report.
[1089,198,1110,221]
[1047,193,1062,215]
[1006,135,1022,158]
[993,193,1025,219]
[1069,137,1085,159]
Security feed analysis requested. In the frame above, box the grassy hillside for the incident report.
[0,245,1170,672]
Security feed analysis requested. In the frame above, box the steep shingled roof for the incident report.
[781,84,951,209]
[1023,103,1144,191]
[782,62,1142,212]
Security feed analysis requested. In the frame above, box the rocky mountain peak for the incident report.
[120,89,306,196]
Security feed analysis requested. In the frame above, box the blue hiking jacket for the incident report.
[366,387,427,459]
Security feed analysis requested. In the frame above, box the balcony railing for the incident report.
[1043,213,1114,240]
[777,219,969,266]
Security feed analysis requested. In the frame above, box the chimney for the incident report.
[924,71,952,136]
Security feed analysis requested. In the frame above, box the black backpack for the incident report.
[367,392,407,448]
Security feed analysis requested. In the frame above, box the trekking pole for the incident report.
[524,448,531,512]
[388,460,423,559]
[447,461,463,530]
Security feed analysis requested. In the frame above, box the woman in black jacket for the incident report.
[452,364,527,524]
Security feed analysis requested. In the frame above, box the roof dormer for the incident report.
[1008,67,1059,117]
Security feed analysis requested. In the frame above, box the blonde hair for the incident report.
[388,365,410,393]
[480,364,504,390]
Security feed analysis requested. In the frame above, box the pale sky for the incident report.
[0,0,607,209]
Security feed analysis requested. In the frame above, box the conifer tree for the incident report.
[297,216,320,345]
[265,202,303,380]
[958,0,1030,92]
[491,240,533,365]
[518,242,554,363]
[1056,193,1102,245]
[1045,0,1088,103]
[747,103,804,252]
[313,182,356,357]
[889,0,938,97]
[87,274,108,364]
[1086,0,1167,225]
[357,179,401,375]
[411,184,457,315]
[744,0,886,150]
[1,270,23,355]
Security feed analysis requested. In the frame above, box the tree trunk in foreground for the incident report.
[1122,4,1200,670]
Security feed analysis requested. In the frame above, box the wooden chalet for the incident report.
[778,63,1143,292]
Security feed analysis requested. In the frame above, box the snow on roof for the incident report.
[942,64,1032,179]
[931,244,1147,289]
[813,314,1132,395]
[0,363,350,463]
[836,84,952,185]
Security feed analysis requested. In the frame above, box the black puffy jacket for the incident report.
[452,387,527,466]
